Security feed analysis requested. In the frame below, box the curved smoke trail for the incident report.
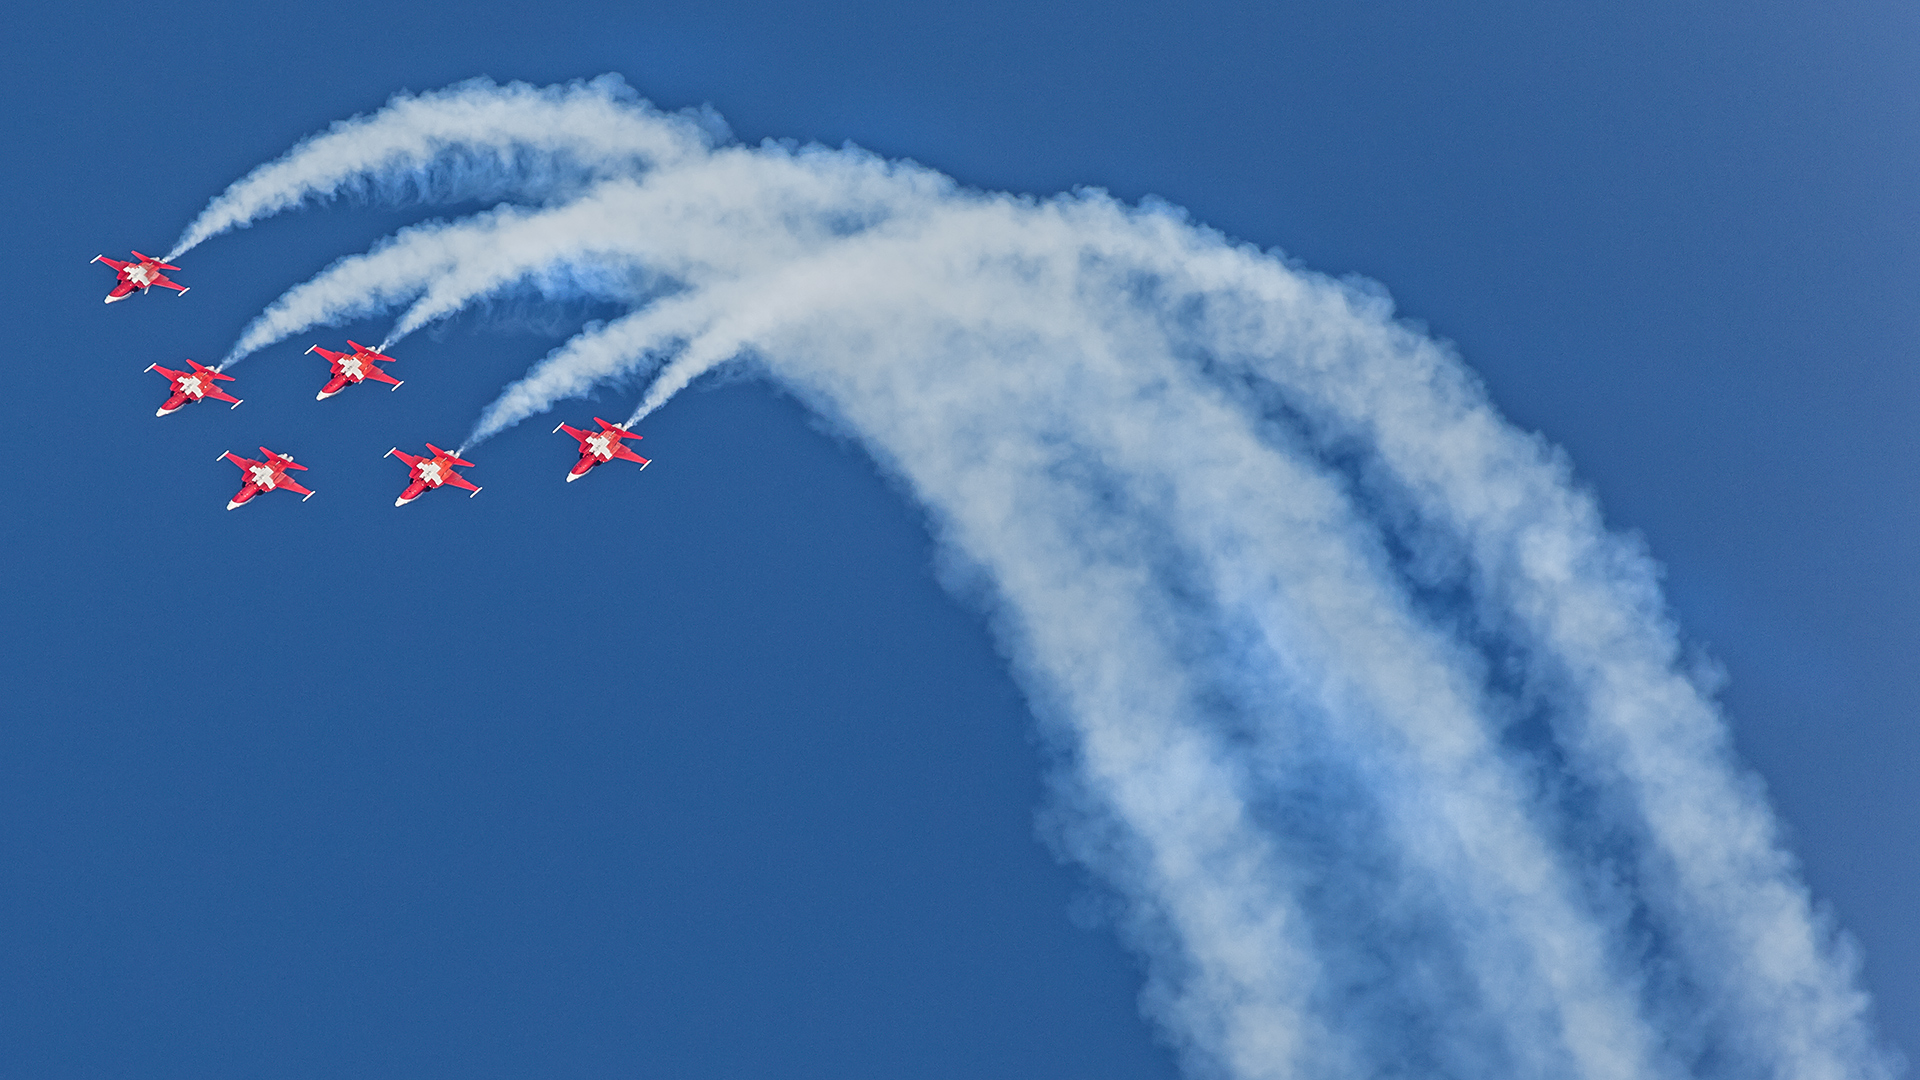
[190,79,1900,1080]
[165,75,722,264]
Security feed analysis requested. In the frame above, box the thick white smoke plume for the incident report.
[181,77,1901,1080]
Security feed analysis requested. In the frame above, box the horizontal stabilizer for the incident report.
[427,443,476,467]
[129,251,183,271]
[348,340,399,362]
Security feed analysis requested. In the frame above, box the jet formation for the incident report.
[101,250,653,508]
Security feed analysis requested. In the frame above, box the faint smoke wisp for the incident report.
[187,78,1901,1080]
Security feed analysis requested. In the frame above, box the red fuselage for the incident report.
[219,448,312,510]
[150,362,240,417]
[310,342,402,400]
[557,420,648,482]
[387,445,479,506]
[95,252,187,304]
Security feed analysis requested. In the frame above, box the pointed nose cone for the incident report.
[316,388,337,401]
[226,499,244,510]
[394,495,413,507]
[155,406,174,417]
[565,469,584,482]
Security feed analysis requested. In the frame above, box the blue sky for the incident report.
[3,3,1916,1077]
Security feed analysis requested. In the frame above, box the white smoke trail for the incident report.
[213,195,641,370]
[191,80,1902,1080]
[459,294,718,453]
[165,75,721,263]
[212,143,945,371]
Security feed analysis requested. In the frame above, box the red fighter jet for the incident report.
[146,359,242,417]
[554,417,651,482]
[218,447,314,510]
[92,251,189,303]
[385,444,481,507]
[307,340,403,400]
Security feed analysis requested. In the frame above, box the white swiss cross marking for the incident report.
[249,464,277,489]
[341,356,363,379]
[587,433,614,459]
[181,376,203,398]
[130,265,154,285]
[420,461,444,485]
